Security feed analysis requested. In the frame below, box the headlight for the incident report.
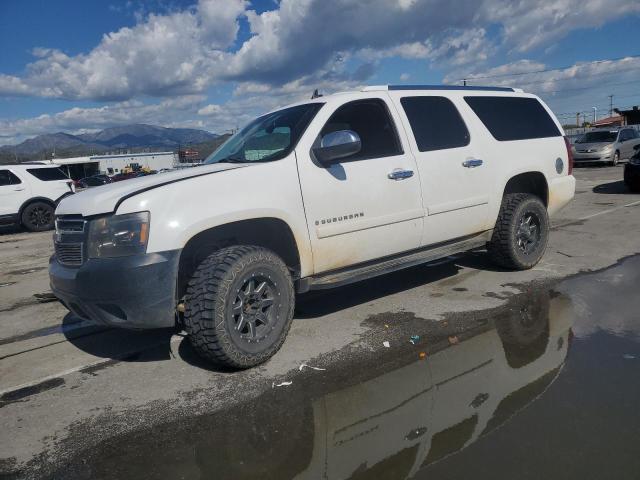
[88,212,150,258]
[599,144,613,152]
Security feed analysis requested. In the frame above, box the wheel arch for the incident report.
[18,196,57,218]
[502,171,548,207]
[177,217,302,301]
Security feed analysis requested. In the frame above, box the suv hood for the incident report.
[56,163,248,217]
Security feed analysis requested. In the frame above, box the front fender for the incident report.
[115,157,315,277]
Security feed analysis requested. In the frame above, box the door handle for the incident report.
[388,169,414,180]
[13,187,25,191]
[462,159,483,168]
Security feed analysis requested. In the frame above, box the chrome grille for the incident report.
[55,218,86,233]
[55,242,83,266]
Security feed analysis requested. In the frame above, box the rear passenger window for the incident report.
[321,99,402,161]
[27,167,69,181]
[400,96,470,151]
[0,170,21,186]
[464,96,561,141]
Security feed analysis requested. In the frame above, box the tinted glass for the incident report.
[581,131,617,143]
[321,99,402,161]
[464,96,561,141]
[400,96,470,151]
[206,103,323,164]
[0,170,22,186]
[27,167,69,181]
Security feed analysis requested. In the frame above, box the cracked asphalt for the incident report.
[1,165,639,479]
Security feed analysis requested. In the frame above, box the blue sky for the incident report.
[0,0,639,144]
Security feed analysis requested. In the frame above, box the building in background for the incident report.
[40,151,179,179]
[614,106,640,126]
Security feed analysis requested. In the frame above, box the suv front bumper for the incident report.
[49,250,180,329]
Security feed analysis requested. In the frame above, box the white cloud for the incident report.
[1,0,638,102]
[400,73,411,81]
[197,104,222,116]
[2,0,640,143]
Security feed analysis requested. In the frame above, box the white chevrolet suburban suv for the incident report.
[49,85,576,368]
[0,164,74,231]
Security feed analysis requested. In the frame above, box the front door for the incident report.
[389,93,495,246]
[296,95,423,274]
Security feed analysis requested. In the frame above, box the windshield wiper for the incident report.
[216,154,246,164]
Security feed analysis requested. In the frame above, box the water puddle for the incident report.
[43,256,640,479]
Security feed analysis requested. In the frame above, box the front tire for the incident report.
[21,201,55,231]
[488,193,549,270]
[611,151,620,166]
[184,246,295,369]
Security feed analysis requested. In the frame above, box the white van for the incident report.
[0,164,74,231]
[50,85,575,368]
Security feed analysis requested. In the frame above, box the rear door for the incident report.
[389,93,495,246]
[0,169,30,216]
[296,94,423,273]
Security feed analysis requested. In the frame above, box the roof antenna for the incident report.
[311,89,323,99]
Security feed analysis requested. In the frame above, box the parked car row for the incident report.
[571,127,640,166]
[74,169,161,189]
[0,164,74,231]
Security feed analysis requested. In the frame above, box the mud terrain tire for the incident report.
[184,246,294,369]
[488,193,549,270]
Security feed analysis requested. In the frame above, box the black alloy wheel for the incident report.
[21,202,55,232]
[231,275,277,344]
[515,211,541,255]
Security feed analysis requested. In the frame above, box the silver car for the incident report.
[572,127,640,166]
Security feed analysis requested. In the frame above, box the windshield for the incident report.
[579,131,617,143]
[205,103,323,164]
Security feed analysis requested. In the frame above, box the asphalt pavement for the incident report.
[1,165,639,479]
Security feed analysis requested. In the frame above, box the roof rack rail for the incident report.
[363,85,516,92]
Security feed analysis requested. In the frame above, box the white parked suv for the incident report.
[49,85,576,368]
[0,164,74,231]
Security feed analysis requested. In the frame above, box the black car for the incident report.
[76,174,113,188]
[624,144,640,192]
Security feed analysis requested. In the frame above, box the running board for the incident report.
[298,230,493,292]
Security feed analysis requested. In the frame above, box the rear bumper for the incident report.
[548,175,576,217]
[49,249,180,329]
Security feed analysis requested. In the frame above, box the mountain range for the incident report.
[0,124,218,159]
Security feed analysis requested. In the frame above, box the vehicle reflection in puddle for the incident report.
[60,284,577,480]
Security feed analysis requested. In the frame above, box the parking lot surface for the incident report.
[1,166,640,479]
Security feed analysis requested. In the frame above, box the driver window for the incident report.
[321,99,402,162]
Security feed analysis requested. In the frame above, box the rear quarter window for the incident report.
[27,167,69,181]
[0,170,22,186]
[464,96,561,141]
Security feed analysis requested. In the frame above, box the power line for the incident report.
[458,53,640,82]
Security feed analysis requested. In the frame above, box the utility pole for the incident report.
[608,95,614,117]
[592,107,597,123]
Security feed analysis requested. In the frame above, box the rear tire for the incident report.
[21,201,55,231]
[183,245,295,369]
[488,193,549,270]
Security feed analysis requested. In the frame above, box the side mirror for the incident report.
[313,130,361,165]
[633,143,640,151]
